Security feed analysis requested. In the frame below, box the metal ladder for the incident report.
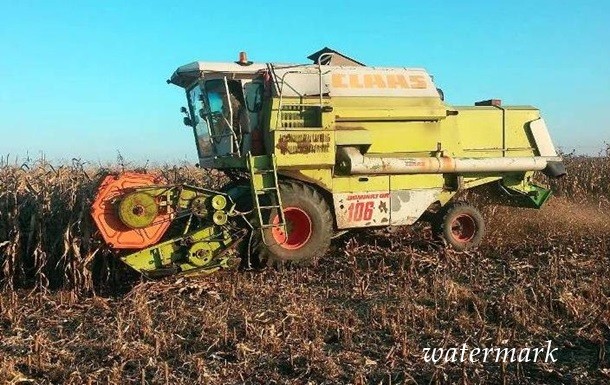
[247,153,286,245]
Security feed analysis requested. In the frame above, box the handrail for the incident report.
[273,55,334,129]
[276,70,304,129]
[317,52,335,107]
[222,76,240,156]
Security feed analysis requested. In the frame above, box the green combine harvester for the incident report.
[91,48,565,276]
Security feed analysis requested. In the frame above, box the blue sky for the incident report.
[0,1,608,163]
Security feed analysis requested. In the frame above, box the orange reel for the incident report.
[91,172,172,249]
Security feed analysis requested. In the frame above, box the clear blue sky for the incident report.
[0,0,608,163]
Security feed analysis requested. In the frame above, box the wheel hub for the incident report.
[118,192,159,229]
[450,214,477,242]
[271,207,312,250]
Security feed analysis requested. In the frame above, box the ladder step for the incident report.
[258,205,282,210]
[260,224,285,229]
[255,187,278,194]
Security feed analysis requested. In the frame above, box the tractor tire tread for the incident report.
[440,202,485,251]
[254,181,333,269]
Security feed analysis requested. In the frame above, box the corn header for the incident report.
[91,48,565,276]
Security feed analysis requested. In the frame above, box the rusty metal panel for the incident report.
[389,189,441,226]
[333,191,390,229]
[274,130,335,166]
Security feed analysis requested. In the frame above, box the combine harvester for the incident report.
[91,48,565,276]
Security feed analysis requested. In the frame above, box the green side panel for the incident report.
[501,180,552,209]
[528,185,553,208]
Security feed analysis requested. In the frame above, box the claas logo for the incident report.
[331,73,429,89]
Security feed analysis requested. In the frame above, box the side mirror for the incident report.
[181,107,192,126]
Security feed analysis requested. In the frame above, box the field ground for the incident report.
[0,196,609,384]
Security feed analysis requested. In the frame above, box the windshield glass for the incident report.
[204,79,232,137]
[187,85,213,158]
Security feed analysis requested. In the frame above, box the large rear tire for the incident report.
[255,181,333,267]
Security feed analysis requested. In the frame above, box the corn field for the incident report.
[1,152,607,294]
[0,159,225,292]
[548,144,610,201]
[0,153,608,384]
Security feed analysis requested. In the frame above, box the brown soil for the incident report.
[1,197,609,384]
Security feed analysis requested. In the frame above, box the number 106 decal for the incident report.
[333,192,390,229]
[347,201,375,222]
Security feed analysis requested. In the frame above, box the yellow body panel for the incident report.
[449,106,540,158]
[335,128,372,147]
[279,168,334,191]
[269,97,544,197]
[269,98,540,161]
[390,174,445,190]
[334,120,441,155]
[332,175,389,193]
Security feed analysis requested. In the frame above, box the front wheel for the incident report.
[255,181,333,267]
[440,203,485,251]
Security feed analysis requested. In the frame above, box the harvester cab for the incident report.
[170,57,269,164]
[91,48,565,276]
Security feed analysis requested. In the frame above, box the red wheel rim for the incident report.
[271,207,312,250]
[450,214,477,243]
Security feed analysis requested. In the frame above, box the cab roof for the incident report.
[168,61,270,88]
